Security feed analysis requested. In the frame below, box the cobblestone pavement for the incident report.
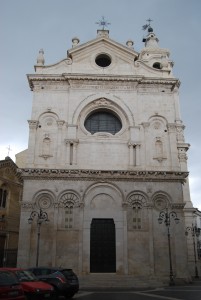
[73,283,201,300]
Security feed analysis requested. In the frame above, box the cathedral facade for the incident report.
[17,25,196,285]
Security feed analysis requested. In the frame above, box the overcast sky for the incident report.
[0,0,200,209]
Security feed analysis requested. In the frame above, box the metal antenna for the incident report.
[96,16,111,30]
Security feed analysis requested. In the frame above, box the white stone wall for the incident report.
[17,29,195,284]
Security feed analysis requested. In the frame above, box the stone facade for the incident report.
[0,157,23,266]
[17,27,198,285]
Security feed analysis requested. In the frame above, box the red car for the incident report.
[0,268,56,300]
[0,270,25,300]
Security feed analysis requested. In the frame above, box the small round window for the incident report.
[84,110,122,135]
[95,54,111,67]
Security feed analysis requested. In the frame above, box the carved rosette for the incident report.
[152,193,169,211]
[35,193,53,209]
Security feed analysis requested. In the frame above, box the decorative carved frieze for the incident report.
[171,203,185,209]
[27,74,180,92]
[18,168,189,183]
[20,202,35,209]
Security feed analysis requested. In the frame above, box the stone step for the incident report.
[79,274,165,289]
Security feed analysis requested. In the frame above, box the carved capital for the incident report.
[167,123,176,132]
[28,120,39,130]
[57,120,65,129]
[65,139,79,145]
[142,122,150,129]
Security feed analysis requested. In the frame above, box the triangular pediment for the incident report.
[34,32,139,75]
[68,34,139,60]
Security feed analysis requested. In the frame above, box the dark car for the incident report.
[1,268,56,300]
[0,270,25,300]
[28,267,79,299]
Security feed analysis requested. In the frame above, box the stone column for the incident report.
[73,140,79,165]
[135,144,141,166]
[56,120,65,163]
[167,123,176,165]
[128,142,140,166]
[65,139,79,165]
[142,122,150,166]
[65,140,70,164]
[27,120,38,165]
[148,206,155,277]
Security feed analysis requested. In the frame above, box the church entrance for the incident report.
[90,218,116,273]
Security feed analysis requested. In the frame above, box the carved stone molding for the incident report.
[18,168,189,183]
[20,202,35,209]
[57,120,65,128]
[28,120,39,130]
[65,139,79,145]
[27,74,180,92]
[171,203,185,210]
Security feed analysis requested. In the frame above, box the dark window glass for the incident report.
[84,111,122,135]
[95,54,111,67]
[0,189,7,208]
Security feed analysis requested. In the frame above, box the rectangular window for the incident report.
[132,208,142,230]
[64,208,73,229]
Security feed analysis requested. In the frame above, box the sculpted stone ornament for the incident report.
[28,120,39,130]
[36,49,45,66]
[19,168,189,183]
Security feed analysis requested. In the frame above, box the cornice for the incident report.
[27,73,180,91]
[18,168,188,183]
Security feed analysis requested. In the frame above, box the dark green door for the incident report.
[90,218,116,273]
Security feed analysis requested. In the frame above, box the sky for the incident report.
[0,0,200,209]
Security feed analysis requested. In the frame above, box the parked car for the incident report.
[28,267,79,298]
[0,270,25,300]
[0,268,56,300]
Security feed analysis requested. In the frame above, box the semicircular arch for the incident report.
[72,93,135,128]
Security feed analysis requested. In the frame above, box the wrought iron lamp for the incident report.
[28,208,49,267]
[158,209,179,286]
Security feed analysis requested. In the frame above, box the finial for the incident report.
[142,18,153,32]
[36,49,45,66]
[96,16,111,30]
[72,37,80,48]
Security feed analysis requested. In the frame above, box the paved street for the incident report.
[73,283,201,300]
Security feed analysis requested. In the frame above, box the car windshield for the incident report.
[0,271,19,286]
[16,270,38,282]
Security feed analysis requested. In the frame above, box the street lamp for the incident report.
[158,209,179,286]
[185,224,200,278]
[28,208,49,267]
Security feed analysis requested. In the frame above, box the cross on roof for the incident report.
[146,18,153,26]
[7,145,12,156]
[96,16,111,30]
[142,18,153,31]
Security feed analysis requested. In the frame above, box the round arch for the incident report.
[72,94,135,129]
